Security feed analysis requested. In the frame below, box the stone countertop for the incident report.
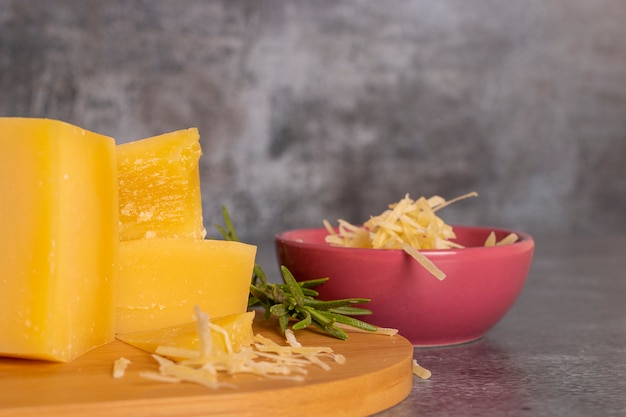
[256,234,626,417]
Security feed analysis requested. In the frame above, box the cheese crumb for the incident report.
[112,357,131,379]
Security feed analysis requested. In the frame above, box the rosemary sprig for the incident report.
[216,206,377,340]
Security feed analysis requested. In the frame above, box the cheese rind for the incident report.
[117,128,205,241]
[0,118,118,362]
[116,239,256,333]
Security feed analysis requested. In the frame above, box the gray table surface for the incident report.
[256,234,626,417]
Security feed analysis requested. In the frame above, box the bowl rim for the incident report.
[275,224,534,256]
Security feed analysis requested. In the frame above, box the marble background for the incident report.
[1,0,625,242]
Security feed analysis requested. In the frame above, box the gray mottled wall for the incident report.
[2,0,625,242]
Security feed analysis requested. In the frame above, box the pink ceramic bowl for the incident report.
[275,226,534,347]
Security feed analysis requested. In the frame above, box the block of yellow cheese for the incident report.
[0,118,118,362]
[117,128,206,241]
[116,238,256,333]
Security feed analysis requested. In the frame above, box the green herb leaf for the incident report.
[303,298,372,311]
[216,206,377,340]
[292,311,312,330]
[281,266,305,307]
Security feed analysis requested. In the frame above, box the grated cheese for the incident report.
[112,357,131,379]
[122,306,346,389]
[412,359,432,380]
[484,231,497,247]
[496,232,519,246]
[325,192,519,280]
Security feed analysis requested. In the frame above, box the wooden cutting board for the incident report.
[0,316,414,417]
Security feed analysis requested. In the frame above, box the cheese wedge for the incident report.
[117,128,205,241]
[116,239,256,333]
[0,117,118,362]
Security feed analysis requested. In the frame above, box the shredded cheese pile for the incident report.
[117,307,346,389]
[325,193,476,251]
[324,192,518,280]
[114,307,434,385]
